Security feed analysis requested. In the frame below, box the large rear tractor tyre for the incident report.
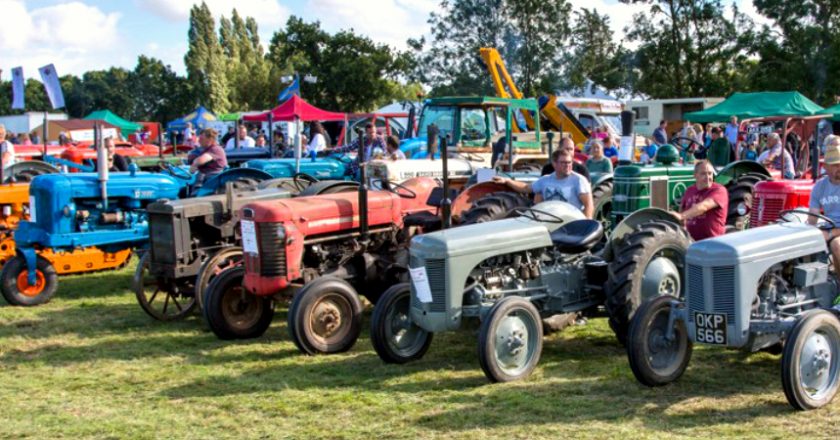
[195,247,243,312]
[627,295,692,386]
[781,310,840,410]
[459,191,532,225]
[725,172,766,230]
[370,283,433,363]
[592,179,614,233]
[1,255,58,306]
[203,267,274,340]
[605,220,691,345]
[288,277,363,355]
[134,253,196,321]
[478,296,543,383]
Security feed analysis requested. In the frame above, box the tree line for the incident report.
[1,0,838,123]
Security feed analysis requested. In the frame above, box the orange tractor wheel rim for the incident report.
[16,270,46,297]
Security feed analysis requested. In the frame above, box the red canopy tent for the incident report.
[242,95,345,122]
[243,96,346,171]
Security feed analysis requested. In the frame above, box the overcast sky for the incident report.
[1,0,769,80]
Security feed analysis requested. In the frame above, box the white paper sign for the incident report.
[618,136,635,162]
[477,168,496,183]
[28,195,36,223]
[409,266,433,303]
[241,220,258,254]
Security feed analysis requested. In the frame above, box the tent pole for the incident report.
[235,118,240,149]
[43,112,48,157]
[268,113,274,155]
[295,117,301,173]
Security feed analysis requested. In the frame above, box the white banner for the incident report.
[38,64,65,109]
[11,67,25,110]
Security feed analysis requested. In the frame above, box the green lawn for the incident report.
[1,260,838,439]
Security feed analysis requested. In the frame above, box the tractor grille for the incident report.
[711,266,736,322]
[149,213,175,264]
[750,194,784,227]
[687,264,705,312]
[425,258,447,312]
[258,222,287,277]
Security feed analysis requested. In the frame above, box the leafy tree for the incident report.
[130,56,193,123]
[185,1,230,113]
[622,0,755,98]
[563,8,632,94]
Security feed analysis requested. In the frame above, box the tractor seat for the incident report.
[549,219,604,254]
[404,211,442,231]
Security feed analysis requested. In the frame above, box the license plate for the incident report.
[694,312,727,345]
[241,220,258,255]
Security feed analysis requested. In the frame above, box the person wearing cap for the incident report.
[809,135,840,273]
[671,160,728,241]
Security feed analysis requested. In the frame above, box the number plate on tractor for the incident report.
[694,312,727,345]
[241,220,258,255]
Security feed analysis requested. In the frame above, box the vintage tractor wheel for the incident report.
[478,296,544,383]
[370,283,433,363]
[459,191,531,225]
[627,295,692,386]
[725,172,766,230]
[592,179,614,232]
[781,310,840,410]
[203,267,274,340]
[287,276,363,355]
[0,255,58,306]
[134,253,197,321]
[195,247,243,312]
[605,220,691,345]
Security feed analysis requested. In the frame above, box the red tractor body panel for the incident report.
[750,180,814,227]
[242,177,438,295]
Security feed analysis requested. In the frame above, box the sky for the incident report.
[1,0,771,80]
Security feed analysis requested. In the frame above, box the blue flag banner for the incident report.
[38,63,65,109]
[277,76,300,103]
[11,67,25,110]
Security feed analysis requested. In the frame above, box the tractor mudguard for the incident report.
[197,168,274,196]
[715,160,771,186]
[451,181,511,222]
[607,208,682,260]
[590,172,613,188]
[298,180,359,196]
[1,160,60,183]
[20,247,38,285]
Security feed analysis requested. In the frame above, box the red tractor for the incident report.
[202,176,444,354]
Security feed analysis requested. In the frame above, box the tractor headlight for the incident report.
[737,202,749,216]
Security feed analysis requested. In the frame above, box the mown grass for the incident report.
[1,259,838,439]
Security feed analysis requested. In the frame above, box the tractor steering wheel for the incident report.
[779,209,838,230]
[511,207,566,224]
[160,161,192,180]
[382,180,417,199]
[293,172,320,191]
[668,136,706,154]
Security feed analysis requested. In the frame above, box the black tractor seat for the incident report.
[549,219,604,254]
[403,187,457,232]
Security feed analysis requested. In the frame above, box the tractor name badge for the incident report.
[241,220,258,255]
[409,266,433,303]
[694,312,727,345]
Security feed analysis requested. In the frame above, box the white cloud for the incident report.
[140,0,291,27]
[306,0,436,50]
[0,0,123,79]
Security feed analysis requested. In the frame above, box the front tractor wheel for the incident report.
[478,296,543,383]
[203,267,274,340]
[195,247,243,312]
[626,295,692,387]
[370,283,433,363]
[288,277,363,355]
[1,255,58,306]
[605,220,691,345]
[782,310,840,410]
[134,253,196,321]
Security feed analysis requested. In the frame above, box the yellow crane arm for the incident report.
[479,47,535,131]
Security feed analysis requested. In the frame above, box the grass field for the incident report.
[1,259,838,439]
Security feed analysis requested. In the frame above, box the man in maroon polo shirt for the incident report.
[672,160,728,240]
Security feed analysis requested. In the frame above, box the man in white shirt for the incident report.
[225,125,256,149]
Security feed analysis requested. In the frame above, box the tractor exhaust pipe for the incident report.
[358,129,369,238]
[441,134,452,229]
[618,110,635,166]
[95,123,109,210]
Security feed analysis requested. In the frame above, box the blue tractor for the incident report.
[0,168,189,305]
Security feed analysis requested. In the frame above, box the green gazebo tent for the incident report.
[83,110,143,138]
[684,91,827,123]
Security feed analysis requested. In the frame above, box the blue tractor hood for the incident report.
[243,158,350,180]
